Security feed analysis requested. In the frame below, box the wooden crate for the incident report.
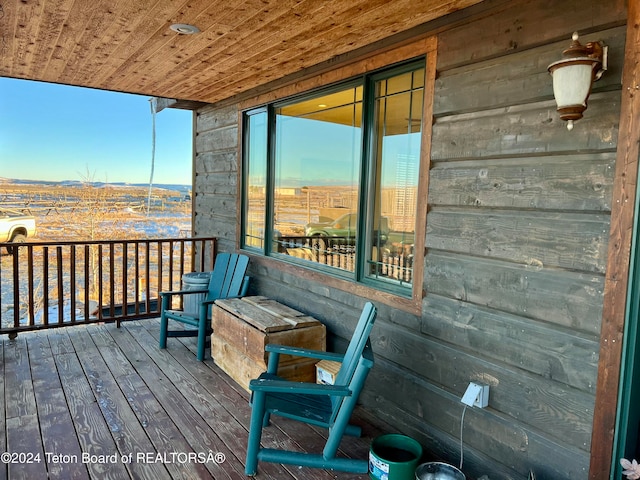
[211,296,326,392]
[316,359,342,385]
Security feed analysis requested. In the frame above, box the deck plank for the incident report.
[87,325,216,480]
[52,334,132,480]
[133,319,299,479]
[46,327,76,355]
[106,322,247,479]
[0,319,386,479]
[141,318,376,480]
[5,415,48,480]
[0,338,6,480]
[27,331,89,479]
[3,336,47,480]
[66,327,172,480]
[4,336,36,419]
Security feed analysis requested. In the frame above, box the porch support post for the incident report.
[590,3,640,479]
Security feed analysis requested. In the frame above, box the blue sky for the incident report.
[0,77,193,185]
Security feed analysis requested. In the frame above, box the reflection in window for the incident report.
[273,85,362,274]
[243,110,268,249]
[367,68,424,286]
[241,60,425,293]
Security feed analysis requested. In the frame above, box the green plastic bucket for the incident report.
[369,434,423,480]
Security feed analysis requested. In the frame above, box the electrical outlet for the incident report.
[461,382,489,408]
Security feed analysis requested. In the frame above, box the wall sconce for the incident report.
[547,32,607,130]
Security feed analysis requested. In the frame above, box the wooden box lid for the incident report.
[214,296,322,333]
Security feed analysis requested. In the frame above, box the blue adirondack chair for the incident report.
[245,302,377,475]
[158,252,250,361]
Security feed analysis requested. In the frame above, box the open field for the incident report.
[1,181,191,242]
[1,181,193,326]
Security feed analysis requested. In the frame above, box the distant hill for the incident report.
[0,178,190,195]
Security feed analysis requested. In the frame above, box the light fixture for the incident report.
[169,23,200,35]
[547,32,607,130]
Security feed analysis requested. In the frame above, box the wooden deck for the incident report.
[0,318,390,480]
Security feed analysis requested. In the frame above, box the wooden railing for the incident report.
[0,237,217,336]
[276,235,413,283]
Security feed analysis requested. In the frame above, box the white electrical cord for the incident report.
[459,404,468,470]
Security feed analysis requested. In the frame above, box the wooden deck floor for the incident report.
[0,319,390,480]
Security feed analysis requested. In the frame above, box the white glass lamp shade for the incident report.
[547,33,606,130]
[551,62,593,111]
[548,58,598,130]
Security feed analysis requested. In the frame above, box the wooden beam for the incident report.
[590,2,640,478]
[153,97,208,113]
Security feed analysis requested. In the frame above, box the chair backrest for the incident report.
[327,339,375,431]
[206,253,250,301]
[333,302,377,388]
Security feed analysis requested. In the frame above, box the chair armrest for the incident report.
[160,288,208,298]
[264,344,345,362]
[249,378,351,396]
[201,293,244,306]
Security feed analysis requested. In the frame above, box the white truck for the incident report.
[0,208,37,253]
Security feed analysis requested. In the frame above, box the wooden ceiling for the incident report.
[0,0,485,105]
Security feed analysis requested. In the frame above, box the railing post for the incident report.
[70,245,77,323]
[57,246,64,324]
[109,243,115,318]
[168,240,175,290]
[134,242,140,316]
[84,245,90,321]
[42,246,49,326]
[12,246,20,329]
[144,241,151,315]
[157,241,164,301]
[120,241,128,327]
[98,244,103,321]
[27,245,35,325]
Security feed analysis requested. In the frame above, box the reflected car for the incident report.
[304,213,389,243]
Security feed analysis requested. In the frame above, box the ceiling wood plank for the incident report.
[0,0,18,74]
[109,0,334,96]
[41,0,108,82]
[153,0,397,100]
[91,0,224,89]
[25,0,76,80]
[187,0,482,103]
[6,0,45,78]
[0,0,486,103]
[66,0,162,86]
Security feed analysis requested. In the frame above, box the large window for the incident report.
[242,60,425,295]
[243,110,268,249]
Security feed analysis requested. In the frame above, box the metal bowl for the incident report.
[415,462,465,480]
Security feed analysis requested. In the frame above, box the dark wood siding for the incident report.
[193,0,628,478]
[193,105,239,253]
[403,4,623,477]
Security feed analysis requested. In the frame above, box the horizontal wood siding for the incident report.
[428,153,615,212]
[435,0,627,72]
[194,105,239,253]
[426,208,610,273]
[424,252,604,335]
[192,1,627,478]
[404,8,624,480]
[433,27,627,115]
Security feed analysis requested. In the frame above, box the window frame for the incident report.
[238,37,437,315]
[360,62,426,294]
